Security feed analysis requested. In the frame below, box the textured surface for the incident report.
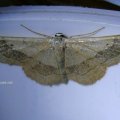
[0,34,120,86]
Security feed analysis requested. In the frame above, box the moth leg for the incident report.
[69,27,105,38]
[21,24,53,38]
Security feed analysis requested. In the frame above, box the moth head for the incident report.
[55,33,67,38]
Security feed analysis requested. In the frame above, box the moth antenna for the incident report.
[70,27,105,38]
[20,24,53,38]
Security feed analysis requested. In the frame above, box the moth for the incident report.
[0,25,120,86]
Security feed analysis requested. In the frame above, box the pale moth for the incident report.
[0,25,120,86]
